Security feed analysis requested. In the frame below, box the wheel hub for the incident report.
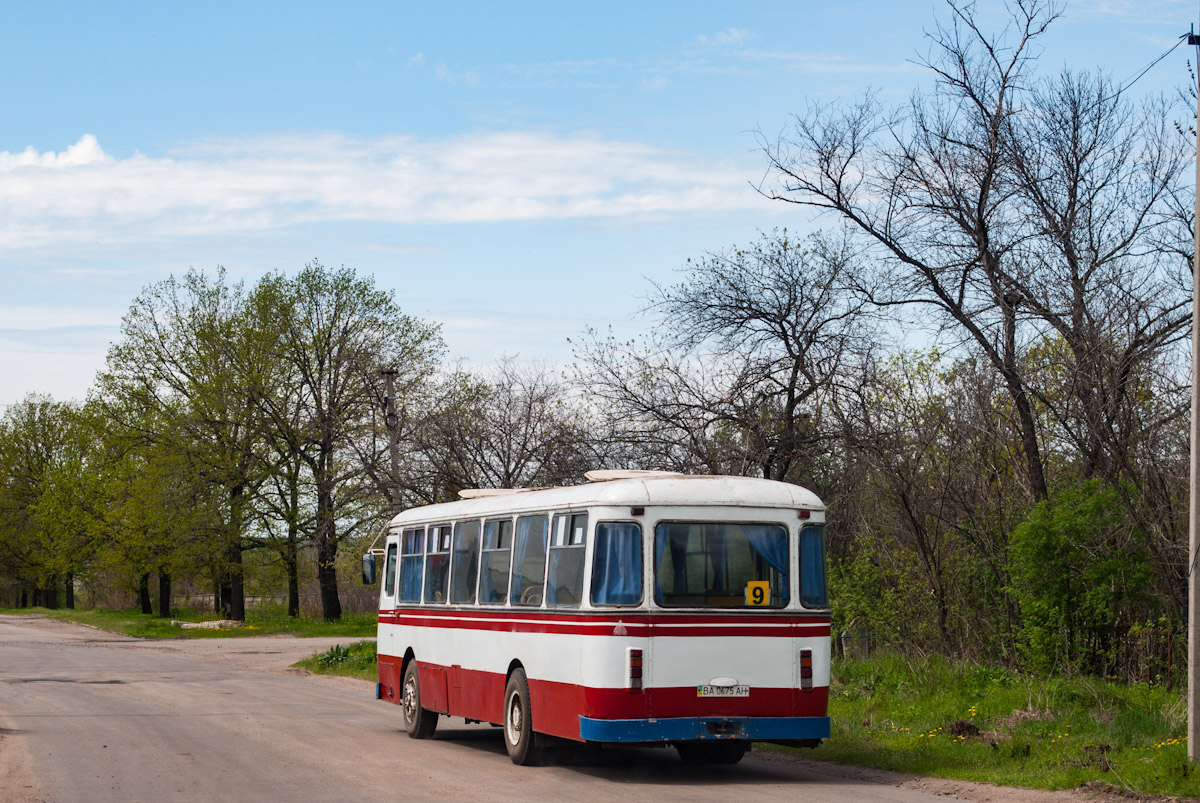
[403,678,417,720]
[507,694,522,743]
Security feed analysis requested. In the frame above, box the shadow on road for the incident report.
[429,726,841,788]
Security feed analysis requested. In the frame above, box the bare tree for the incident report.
[759,0,1191,503]
[413,359,595,497]
[576,229,876,488]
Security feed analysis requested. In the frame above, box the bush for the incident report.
[1008,481,1154,675]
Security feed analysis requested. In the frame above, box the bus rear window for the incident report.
[654,522,789,608]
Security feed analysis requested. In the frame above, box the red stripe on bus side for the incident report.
[380,608,830,625]
[377,610,830,638]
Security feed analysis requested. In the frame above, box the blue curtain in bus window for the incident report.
[591,522,642,605]
[400,557,423,602]
[744,524,788,577]
[800,524,828,607]
[479,558,498,603]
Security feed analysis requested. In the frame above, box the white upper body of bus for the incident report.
[374,471,828,615]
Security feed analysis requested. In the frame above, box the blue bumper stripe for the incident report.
[578,715,830,743]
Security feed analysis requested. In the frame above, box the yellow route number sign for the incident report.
[745,581,769,607]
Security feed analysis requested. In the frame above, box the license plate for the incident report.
[697,684,749,697]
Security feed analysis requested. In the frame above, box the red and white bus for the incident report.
[364,470,831,765]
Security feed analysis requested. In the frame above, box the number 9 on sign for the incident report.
[745,581,768,606]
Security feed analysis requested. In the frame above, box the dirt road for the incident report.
[0,615,1119,802]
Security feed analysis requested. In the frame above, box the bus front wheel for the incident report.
[401,661,438,739]
[503,668,545,765]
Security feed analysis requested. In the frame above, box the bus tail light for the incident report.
[626,647,643,691]
[799,648,813,690]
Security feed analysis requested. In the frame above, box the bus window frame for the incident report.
[423,523,453,605]
[546,512,588,608]
[510,512,550,608]
[590,520,644,608]
[450,518,482,605]
[478,516,515,606]
[652,519,791,609]
[399,526,426,604]
[384,540,399,599]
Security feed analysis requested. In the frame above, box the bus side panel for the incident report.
[418,662,450,713]
[450,666,506,725]
[378,653,402,705]
[528,678,587,741]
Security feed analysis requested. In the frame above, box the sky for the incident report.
[1,0,1196,404]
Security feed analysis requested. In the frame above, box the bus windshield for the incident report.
[654,521,789,608]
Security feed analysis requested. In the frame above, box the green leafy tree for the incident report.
[1009,480,1156,674]
[249,261,443,621]
[98,268,271,620]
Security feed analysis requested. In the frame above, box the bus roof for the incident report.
[388,474,825,528]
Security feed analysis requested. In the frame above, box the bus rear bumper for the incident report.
[578,714,830,744]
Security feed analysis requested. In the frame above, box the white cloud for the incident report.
[0,134,111,169]
[696,28,747,46]
[0,132,765,254]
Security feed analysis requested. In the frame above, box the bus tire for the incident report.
[503,668,544,765]
[675,740,748,765]
[401,661,438,739]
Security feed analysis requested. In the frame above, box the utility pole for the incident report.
[381,368,403,517]
[1190,18,1200,764]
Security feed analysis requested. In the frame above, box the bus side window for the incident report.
[479,519,513,605]
[424,525,452,604]
[510,514,549,606]
[591,522,643,606]
[384,542,399,598]
[799,524,828,608]
[546,513,587,607]
[450,520,481,604]
[399,527,425,603]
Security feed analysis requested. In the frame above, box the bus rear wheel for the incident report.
[675,740,748,765]
[401,661,438,739]
[503,668,545,765]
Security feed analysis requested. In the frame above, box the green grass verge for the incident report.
[0,606,377,639]
[774,652,1195,798]
[293,640,377,681]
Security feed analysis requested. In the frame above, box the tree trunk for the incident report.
[38,586,59,609]
[19,588,27,608]
[286,528,300,619]
[227,486,246,621]
[64,573,75,610]
[287,475,301,618]
[138,573,152,614]
[316,544,342,622]
[157,571,171,618]
[315,480,342,622]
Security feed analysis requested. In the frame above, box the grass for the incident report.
[0,605,378,639]
[778,652,1197,798]
[293,640,378,681]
